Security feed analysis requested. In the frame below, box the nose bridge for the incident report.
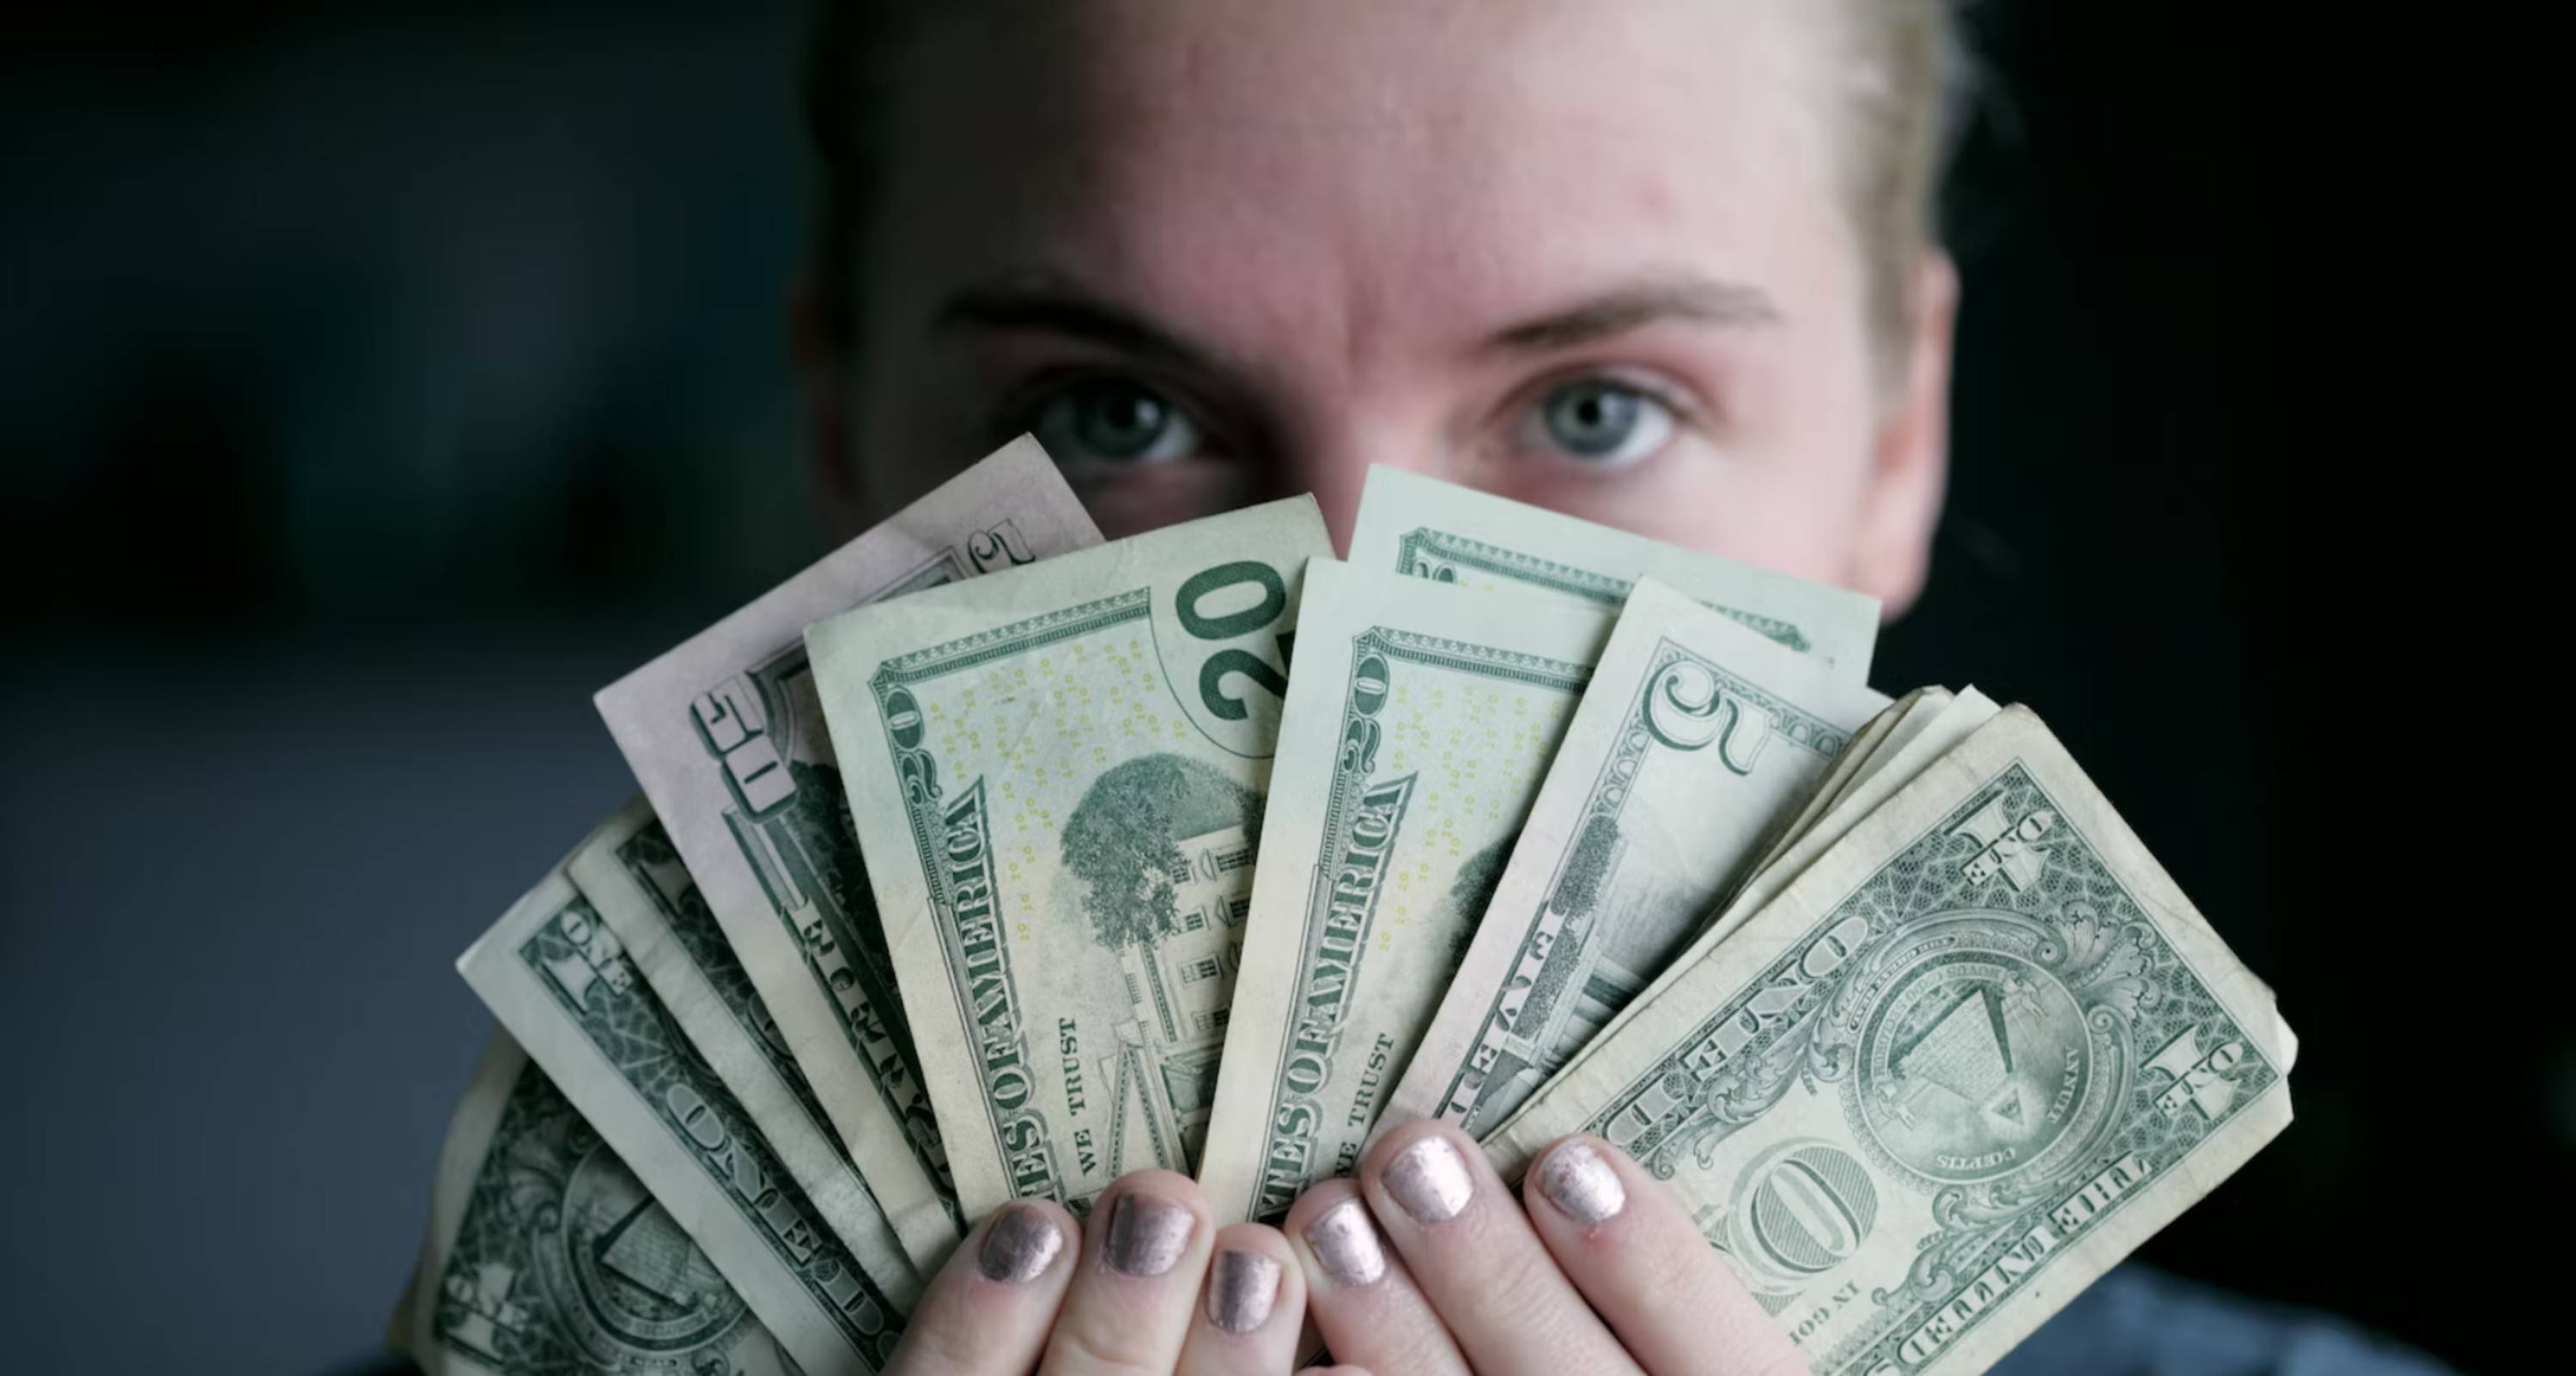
[1245,218,1452,558]
[1272,414,1427,559]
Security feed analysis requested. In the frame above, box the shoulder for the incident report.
[1990,1264,2454,1376]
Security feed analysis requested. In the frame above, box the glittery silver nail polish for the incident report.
[1105,1191,1195,1276]
[978,1204,1065,1282]
[1535,1139,1627,1226]
[1205,1250,1281,1334]
[1382,1135,1475,1224]
[1302,1198,1388,1287]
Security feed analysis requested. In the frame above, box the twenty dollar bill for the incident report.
[1199,561,1613,1222]
[807,499,1332,1216]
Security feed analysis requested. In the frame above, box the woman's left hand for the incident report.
[878,1124,1808,1375]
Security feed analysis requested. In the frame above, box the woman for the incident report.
[790,3,2439,1373]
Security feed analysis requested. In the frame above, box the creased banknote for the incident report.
[806,498,1332,1216]
[1746,688,1947,886]
[593,437,1102,1265]
[392,1029,798,1376]
[1388,578,1889,1138]
[568,797,927,1283]
[1486,688,2002,1146]
[1198,560,1614,1222]
[1346,465,1880,680]
[1488,706,2291,1376]
[459,858,914,1375]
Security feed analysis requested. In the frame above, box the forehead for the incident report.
[868,0,1853,349]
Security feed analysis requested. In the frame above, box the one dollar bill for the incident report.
[1388,577,1888,1138]
[1346,465,1881,680]
[567,797,926,1285]
[592,437,1102,1266]
[807,498,1332,1216]
[1198,560,1613,1222]
[1483,688,2003,1139]
[392,1030,798,1376]
[459,855,914,1375]
[1487,706,2292,1376]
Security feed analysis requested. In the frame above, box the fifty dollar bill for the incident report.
[593,437,1102,1265]
[1199,561,1613,1222]
[807,498,1331,1216]
[1487,706,2292,1376]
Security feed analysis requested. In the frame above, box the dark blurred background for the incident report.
[0,3,2548,1373]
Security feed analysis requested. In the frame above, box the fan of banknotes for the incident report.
[391,438,2294,1376]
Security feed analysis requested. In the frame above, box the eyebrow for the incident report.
[1484,276,1783,355]
[936,276,1213,371]
[934,270,1783,367]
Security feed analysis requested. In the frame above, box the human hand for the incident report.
[881,1124,1807,1375]
[881,1167,1340,1376]
[1280,1122,1807,1376]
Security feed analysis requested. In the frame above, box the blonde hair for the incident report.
[1836,0,1971,361]
[804,1,1968,362]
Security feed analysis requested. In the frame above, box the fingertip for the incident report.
[1202,1223,1296,1337]
[1281,1178,1392,1293]
[887,1199,1078,1374]
[1356,1114,1470,1182]
[1523,1134,1634,1232]
[1278,1177,1468,1376]
[1096,1167,1217,1225]
[1519,1135,1799,1376]
[1209,1220,1299,1275]
[970,1198,1078,1284]
[1090,1173,1214,1281]
[1279,1173,1362,1239]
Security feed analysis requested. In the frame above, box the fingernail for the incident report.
[978,1204,1065,1282]
[1105,1191,1196,1276]
[1536,1139,1627,1226]
[1382,1135,1475,1225]
[1205,1249,1281,1333]
[1302,1198,1388,1287]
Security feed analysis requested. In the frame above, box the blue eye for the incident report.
[1030,378,1201,464]
[1523,379,1676,466]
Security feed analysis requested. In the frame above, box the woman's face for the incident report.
[813,0,1954,611]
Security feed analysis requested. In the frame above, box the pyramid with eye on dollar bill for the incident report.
[391,439,2292,1376]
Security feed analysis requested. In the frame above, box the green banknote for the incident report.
[593,437,1102,1267]
[1346,465,1881,680]
[1739,688,1995,915]
[460,858,913,1375]
[1491,688,2003,1126]
[1388,578,1889,1139]
[392,1030,797,1376]
[1196,560,1612,1223]
[567,797,927,1283]
[806,498,1332,1216]
[1486,707,2292,1376]
[1745,688,1949,886]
